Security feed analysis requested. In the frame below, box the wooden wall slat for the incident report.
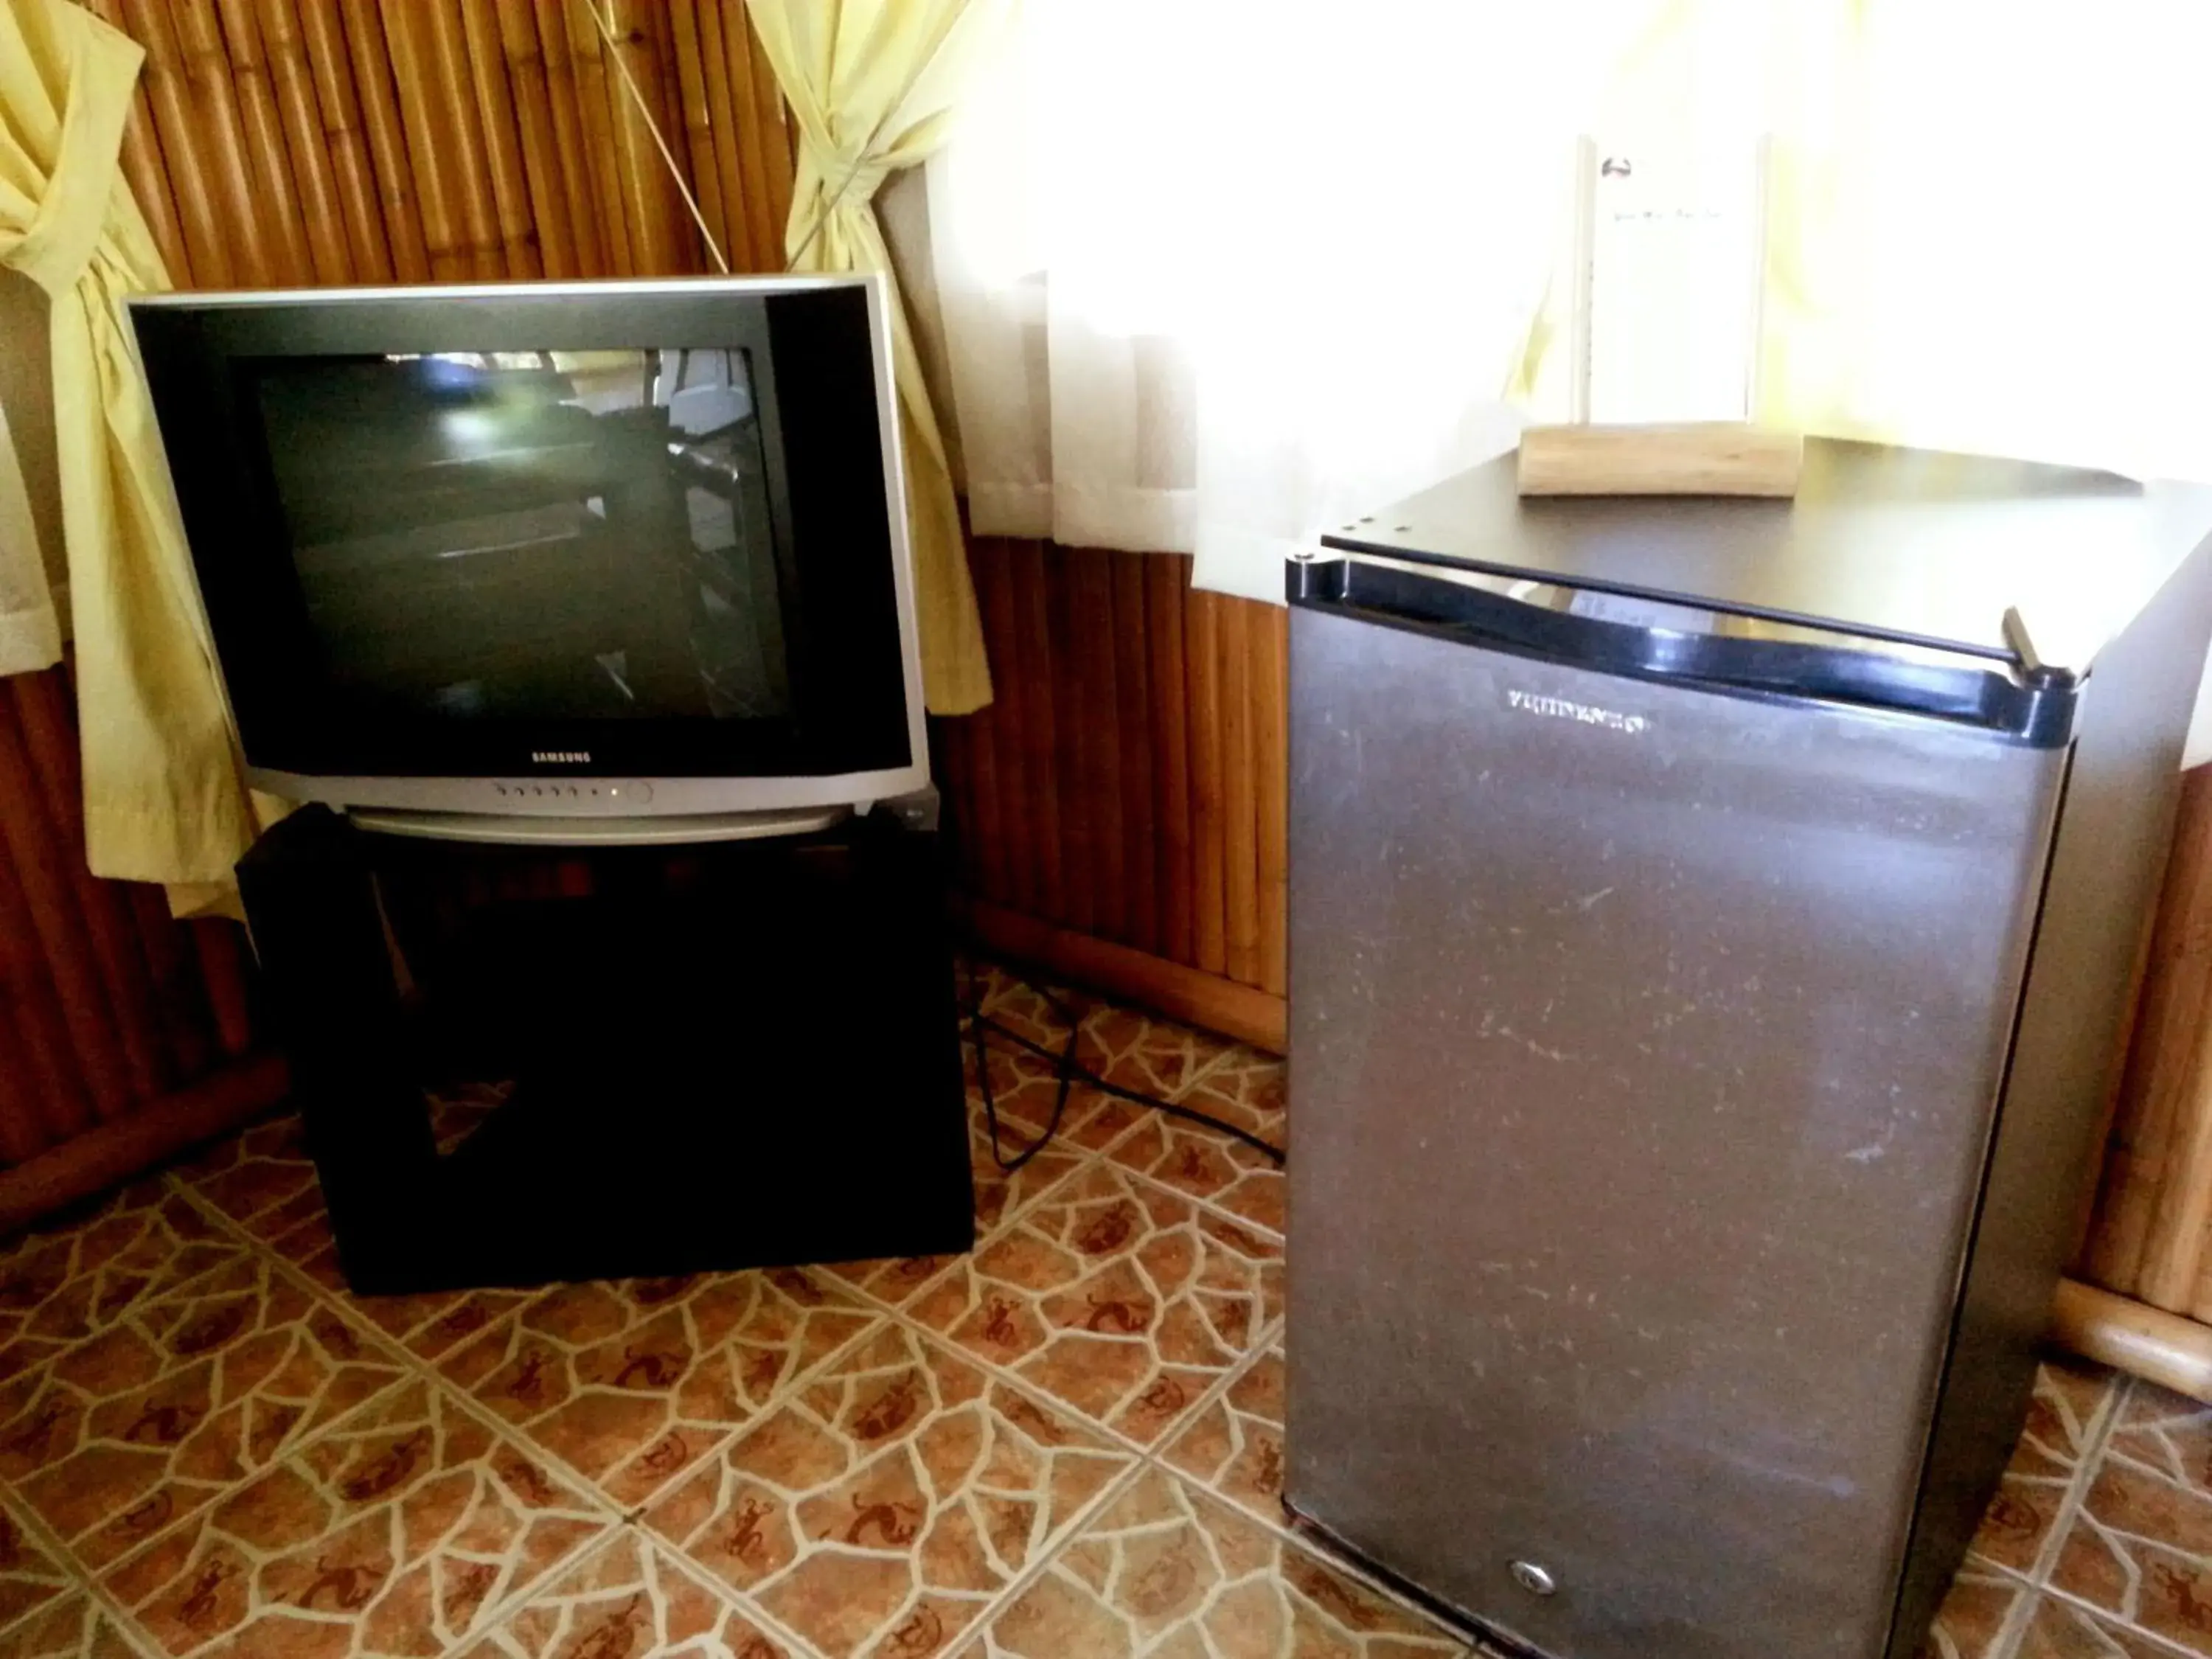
[428,0,512,279]
[124,0,239,285]
[598,0,696,274]
[1147,554,1194,968]
[1185,585,1227,977]
[973,543,1034,914]
[256,0,354,282]
[172,0,285,283]
[458,0,544,279]
[1217,595,1259,985]
[1255,604,1288,998]
[692,0,751,270]
[490,0,577,279]
[212,0,316,285]
[9,678,170,1105]
[720,0,788,265]
[0,844,97,1147]
[1074,549,1126,939]
[947,543,1287,1005]
[338,0,436,282]
[964,616,1007,909]
[532,0,609,276]
[1011,543,1064,921]
[562,0,637,276]
[664,0,728,268]
[1110,554,1158,957]
[127,883,215,1084]
[297,0,404,282]
[381,2,481,280]
[0,707,135,1123]
[1046,546,1093,936]
[0,1012,50,1165]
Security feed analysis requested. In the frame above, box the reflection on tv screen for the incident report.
[251,347,789,723]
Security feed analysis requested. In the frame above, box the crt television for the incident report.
[130,274,926,834]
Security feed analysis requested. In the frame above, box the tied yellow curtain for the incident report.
[745,0,1004,717]
[0,0,254,905]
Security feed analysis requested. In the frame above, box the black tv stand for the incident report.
[237,796,973,1293]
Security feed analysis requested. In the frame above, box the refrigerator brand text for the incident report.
[1505,689,1648,735]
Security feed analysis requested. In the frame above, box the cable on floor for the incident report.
[960,954,1288,1174]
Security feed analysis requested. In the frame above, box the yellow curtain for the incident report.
[0,0,255,910]
[745,0,1004,717]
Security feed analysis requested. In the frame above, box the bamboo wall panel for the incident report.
[96,0,799,292]
[939,542,1290,1002]
[2084,763,2212,1312]
[0,669,257,1172]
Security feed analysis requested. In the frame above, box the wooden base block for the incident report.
[0,1055,291,1236]
[960,895,1287,1053]
[2053,1275,2212,1402]
[1518,422,1804,498]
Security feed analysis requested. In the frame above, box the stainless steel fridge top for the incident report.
[1318,438,2212,676]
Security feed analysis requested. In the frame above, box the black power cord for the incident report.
[961,954,1289,1173]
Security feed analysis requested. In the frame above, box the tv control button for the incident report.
[605,781,653,806]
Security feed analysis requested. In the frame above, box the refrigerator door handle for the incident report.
[1287,556,2075,745]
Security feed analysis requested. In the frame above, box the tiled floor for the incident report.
[0,964,2200,1659]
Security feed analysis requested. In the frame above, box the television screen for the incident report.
[254,347,790,726]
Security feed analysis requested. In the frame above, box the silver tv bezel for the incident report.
[131,272,931,824]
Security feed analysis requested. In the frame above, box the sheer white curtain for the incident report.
[928,1,1645,603]
[928,1,2212,605]
[1759,2,2212,482]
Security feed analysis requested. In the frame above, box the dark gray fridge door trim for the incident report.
[1289,558,2076,745]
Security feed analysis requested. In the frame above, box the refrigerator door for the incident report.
[1284,563,2068,1659]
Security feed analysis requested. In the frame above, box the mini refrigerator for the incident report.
[1284,440,2212,1659]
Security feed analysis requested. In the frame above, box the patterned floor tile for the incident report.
[0,1501,77,1635]
[975,968,1235,1107]
[0,1248,403,1571]
[0,1182,230,1388]
[2051,1384,2212,1654]
[968,1040,1146,1164]
[1107,1045,1287,1239]
[1075,1005,1235,1103]
[1919,1568,2027,1659]
[177,1110,549,1364]
[910,1162,1283,1445]
[965,1051,1088,1238]
[973,973,1093,1057]
[2018,1595,2197,1657]
[1966,1360,2118,1579]
[958,960,1032,1021]
[440,1267,878,1508]
[0,1592,146,1659]
[179,1095,500,1243]
[820,1253,964,1311]
[644,1321,1134,1659]
[950,1467,1459,1658]
[175,1115,323,1247]
[102,1377,612,1659]
[458,1530,790,1659]
[1164,1347,1287,1530]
